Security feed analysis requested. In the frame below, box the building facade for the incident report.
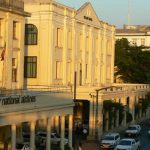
[116,25,150,50]
[24,1,115,88]
[24,0,150,142]
[0,1,74,150]
[0,0,30,89]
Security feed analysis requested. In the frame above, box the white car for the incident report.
[148,130,150,137]
[16,142,36,150]
[100,133,120,149]
[125,125,141,137]
[36,131,68,146]
[115,138,140,150]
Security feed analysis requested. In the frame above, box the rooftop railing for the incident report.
[0,86,72,97]
[0,0,24,11]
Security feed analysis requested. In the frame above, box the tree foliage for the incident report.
[115,38,150,83]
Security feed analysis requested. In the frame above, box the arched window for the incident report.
[25,24,38,45]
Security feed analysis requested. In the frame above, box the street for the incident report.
[136,121,150,150]
[120,120,150,150]
[80,120,150,150]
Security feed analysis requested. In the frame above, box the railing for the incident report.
[0,0,24,11]
[0,86,72,97]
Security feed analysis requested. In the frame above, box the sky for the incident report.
[55,0,150,28]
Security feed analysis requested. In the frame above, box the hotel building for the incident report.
[24,0,150,142]
[116,25,150,50]
[0,0,74,150]
[0,0,149,150]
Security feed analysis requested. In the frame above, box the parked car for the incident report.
[148,130,150,137]
[22,132,30,142]
[36,131,68,146]
[115,138,140,150]
[125,125,141,137]
[16,142,36,150]
[100,133,120,149]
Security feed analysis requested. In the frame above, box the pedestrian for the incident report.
[82,128,88,140]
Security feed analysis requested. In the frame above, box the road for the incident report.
[138,121,150,150]
[120,120,150,150]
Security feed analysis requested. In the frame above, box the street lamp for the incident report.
[95,86,122,139]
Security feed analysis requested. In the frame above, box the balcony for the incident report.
[0,0,24,11]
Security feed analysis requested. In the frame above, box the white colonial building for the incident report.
[24,0,150,143]
[0,1,74,150]
[0,0,149,150]
[116,25,150,50]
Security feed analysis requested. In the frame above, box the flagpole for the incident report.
[128,0,131,25]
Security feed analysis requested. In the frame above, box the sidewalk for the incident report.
[81,141,100,150]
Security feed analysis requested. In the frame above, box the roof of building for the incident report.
[116,25,150,34]
[116,29,146,34]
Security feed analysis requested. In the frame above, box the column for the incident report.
[122,107,127,128]
[89,97,94,136]
[18,19,25,89]
[30,121,35,150]
[60,116,65,150]
[63,8,67,85]
[88,27,93,85]
[97,30,101,86]
[82,25,86,85]
[49,11,54,85]
[71,12,76,85]
[5,14,13,89]
[69,115,73,149]
[11,124,16,150]
[46,117,52,150]
[55,116,59,133]
[110,27,115,83]
[101,25,107,85]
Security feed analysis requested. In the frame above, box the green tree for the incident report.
[115,38,150,83]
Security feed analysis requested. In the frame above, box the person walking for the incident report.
[79,142,82,150]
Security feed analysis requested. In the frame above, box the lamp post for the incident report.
[95,86,122,140]
[74,71,77,101]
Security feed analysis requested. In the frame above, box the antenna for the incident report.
[128,0,131,25]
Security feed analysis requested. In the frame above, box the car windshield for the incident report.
[128,127,137,130]
[119,140,132,145]
[103,136,114,140]
[16,143,24,149]
[38,133,46,137]
[23,135,30,138]
[51,133,60,138]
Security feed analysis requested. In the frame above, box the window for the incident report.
[106,66,111,79]
[56,61,62,79]
[13,21,17,39]
[12,58,17,82]
[25,24,38,45]
[12,68,17,82]
[68,31,72,49]
[132,38,137,45]
[57,28,62,47]
[141,38,145,46]
[86,36,89,52]
[85,64,88,79]
[79,33,83,50]
[67,62,71,83]
[24,56,37,78]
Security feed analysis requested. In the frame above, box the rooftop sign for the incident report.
[0,95,36,106]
